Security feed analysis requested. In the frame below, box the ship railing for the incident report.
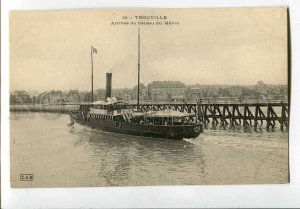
[134,115,197,126]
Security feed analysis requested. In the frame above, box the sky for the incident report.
[10,8,288,92]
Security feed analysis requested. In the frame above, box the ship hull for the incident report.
[69,111,202,140]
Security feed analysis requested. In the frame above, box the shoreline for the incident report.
[9,104,77,114]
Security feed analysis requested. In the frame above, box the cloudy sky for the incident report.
[10,8,287,91]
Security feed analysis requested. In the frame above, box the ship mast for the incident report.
[90,46,97,103]
[91,46,94,102]
[137,28,140,111]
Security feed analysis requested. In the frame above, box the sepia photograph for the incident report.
[9,8,289,188]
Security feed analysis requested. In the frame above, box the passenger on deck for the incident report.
[189,118,194,125]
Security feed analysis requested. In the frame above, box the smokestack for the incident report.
[106,73,112,99]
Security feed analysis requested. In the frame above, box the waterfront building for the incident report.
[186,87,204,100]
[229,85,242,97]
[257,81,268,94]
[10,91,32,104]
[147,81,186,101]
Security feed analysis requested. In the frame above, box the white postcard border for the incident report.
[2,0,300,208]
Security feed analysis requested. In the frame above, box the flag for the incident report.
[91,46,97,54]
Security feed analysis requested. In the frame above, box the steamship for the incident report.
[69,30,203,140]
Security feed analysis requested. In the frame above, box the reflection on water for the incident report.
[10,112,288,187]
[69,125,207,186]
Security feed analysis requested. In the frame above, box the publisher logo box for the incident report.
[20,174,33,181]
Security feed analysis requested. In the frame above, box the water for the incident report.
[10,112,288,187]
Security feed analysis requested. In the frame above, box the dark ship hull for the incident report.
[70,111,202,140]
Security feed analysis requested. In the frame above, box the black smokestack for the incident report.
[106,73,112,99]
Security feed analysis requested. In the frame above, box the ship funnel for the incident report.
[106,73,112,100]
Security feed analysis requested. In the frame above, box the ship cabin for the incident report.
[77,102,198,126]
[77,101,134,122]
[131,110,198,126]
[78,102,130,113]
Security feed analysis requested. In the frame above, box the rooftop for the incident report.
[148,81,186,89]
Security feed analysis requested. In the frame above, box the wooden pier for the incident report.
[196,102,289,131]
[125,101,289,131]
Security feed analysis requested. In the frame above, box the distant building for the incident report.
[112,84,148,101]
[133,83,148,100]
[186,87,204,100]
[10,91,32,104]
[148,81,186,101]
[229,85,242,96]
[113,88,132,100]
[257,81,268,94]
[65,90,81,103]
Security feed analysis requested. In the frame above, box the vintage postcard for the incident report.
[10,8,289,187]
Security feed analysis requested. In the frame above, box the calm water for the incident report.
[10,112,288,187]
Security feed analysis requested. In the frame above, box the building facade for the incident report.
[147,81,186,101]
